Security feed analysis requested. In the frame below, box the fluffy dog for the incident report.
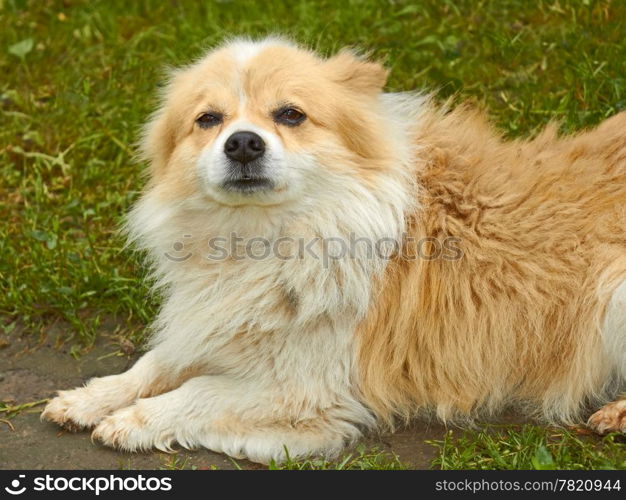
[42,38,626,464]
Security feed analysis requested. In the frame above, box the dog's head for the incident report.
[140,38,393,207]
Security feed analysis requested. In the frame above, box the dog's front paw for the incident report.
[587,399,626,434]
[42,387,113,431]
[92,403,176,452]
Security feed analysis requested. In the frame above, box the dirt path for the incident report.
[0,327,445,470]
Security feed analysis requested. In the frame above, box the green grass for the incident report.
[1,0,625,470]
[267,446,408,470]
[0,398,49,419]
[430,425,626,470]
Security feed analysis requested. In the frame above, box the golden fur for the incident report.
[357,106,626,425]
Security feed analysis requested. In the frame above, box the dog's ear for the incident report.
[138,70,184,176]
[139,108,176,176]
[325,49,388,95]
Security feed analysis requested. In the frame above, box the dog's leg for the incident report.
[91,375,368,464]
[41,349,197,430]
[587,279,626,434]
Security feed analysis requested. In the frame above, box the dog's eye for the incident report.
[196,112,223,129]
[273,107,306,126]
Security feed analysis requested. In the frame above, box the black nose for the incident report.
[224,131,265,163]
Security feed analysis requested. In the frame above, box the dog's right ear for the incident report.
[325,49,388,95]
[139,107,176,176]
[138,70,185,176]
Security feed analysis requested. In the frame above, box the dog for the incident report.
[42,37,626,464]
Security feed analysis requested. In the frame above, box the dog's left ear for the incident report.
[325,49,388,95]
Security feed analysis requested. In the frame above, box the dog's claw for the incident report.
[587,400,626,434]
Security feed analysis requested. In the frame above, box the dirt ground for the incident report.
[0,325,446,470]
